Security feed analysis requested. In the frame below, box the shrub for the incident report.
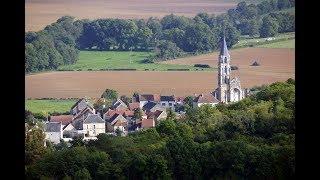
[194,64,211,68]
[141,58,154,64]
[77,69,82,71]
[231,66,239,70]
[88,68,93,71]
[251,61,261,66]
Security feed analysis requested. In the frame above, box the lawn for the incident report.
[234,32,295,48]
[257,39,295,49]
[25,99,77,114]
[58,51,209,71]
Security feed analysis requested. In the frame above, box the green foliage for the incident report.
[25,99,76,114]
[74,168,92,180]
[260,15,280,37]
[133,108,143,120]
[25,127,47,165]
[101,89,118,101]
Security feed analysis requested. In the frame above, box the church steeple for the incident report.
[220,36,230,57]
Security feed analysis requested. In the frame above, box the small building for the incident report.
[112,99,128,111]
[160,95,175,110]
[50,115,73,126]
[193,93,220,108]
[44,122,63,144]
[128,102,140,111]
[70,98,95,116]
[147,110,167,122]
[137,94,161,108]
[83,114,105,138]
[106,113,128,133]
[142,101,165,113]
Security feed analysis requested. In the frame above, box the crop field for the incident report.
[25,99,77,114]
[58,51,211,71]
[25,47,294,99]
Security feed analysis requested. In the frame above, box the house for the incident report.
[104,109,134,120]
[50,115,73,126]
[70,98,95,115]
[112,99,128,111]
[44,122,62,144]
[62,122,78,140]
[147,110,167,122]
[193,93,220,108]
[72,107,95,130]
[175,96,185,105]
[140,118,155,129]
[83,114,105,138]
[160,95,175,110]
[142,101,165,113]
[128,102,140,111]
[106,113,128,133]
[137,94,161,108]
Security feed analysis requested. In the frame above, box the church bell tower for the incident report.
[217,36,231,103]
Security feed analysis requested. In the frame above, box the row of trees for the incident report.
[25,79,295,179]
[25,0,295,72]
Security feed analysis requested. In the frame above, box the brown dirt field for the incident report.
[26,49,295,99]
[26,0,236,31]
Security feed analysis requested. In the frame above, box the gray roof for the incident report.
[220,36,230,57]
[142,101,157,110]
[83,114,105,124]
[45,122,61,132]
[160,95,175,102]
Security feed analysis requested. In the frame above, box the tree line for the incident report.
[25,79,295,179]
[25,0,295,73]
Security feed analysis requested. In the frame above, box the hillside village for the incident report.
[42,36,253,144]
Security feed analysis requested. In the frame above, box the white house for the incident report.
[44,122,63,144]
[160,95,175,110]
[137,94,160,108]
[193,93,220,108]
[83,114,106,138]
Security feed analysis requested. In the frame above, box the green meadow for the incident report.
[257,39,295,48]
[25,99,77,114]
[58,51,212,71]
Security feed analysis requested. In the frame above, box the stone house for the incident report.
[136,94,161,108]
[106,113,128,133]
[83,114,105,138]
[112,99,128,111]
[70,98,95,116]
[44,122,62,144]
[160,95,175,110]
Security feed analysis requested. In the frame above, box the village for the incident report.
[43,36,252,144]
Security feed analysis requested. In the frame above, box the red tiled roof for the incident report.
[104,109,134,118]
[141,118,155,128]
[147,110,163,119]
[128,102,140,110]
[194,93,220,103]
[139,94,160,102]
[50,115,73,125]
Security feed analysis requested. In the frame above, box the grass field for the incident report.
[58,51,214,71]
[257,39,295,48]
[234,32,295,48]
[25,99,77,114]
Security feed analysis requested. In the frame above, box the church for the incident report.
[193,36,247,107]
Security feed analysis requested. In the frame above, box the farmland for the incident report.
[25,47,294,99]
[26,0,244,32]
[58,51,212,71]
[25,99,77,114]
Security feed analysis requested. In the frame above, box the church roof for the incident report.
[220,36,230,57]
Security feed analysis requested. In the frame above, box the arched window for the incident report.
[225,66,228,73]
[224,57,228,63]
[225,77,228,83]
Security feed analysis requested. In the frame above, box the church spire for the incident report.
[220,35,230,57]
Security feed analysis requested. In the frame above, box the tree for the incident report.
[166,108,176,120]
[120,95,131,105]
[183,96,194,107]
[156,40,184,60]
[134,108,143,120]
[259,16,279,37]
[183,22,216,52]
[74,168,92,180]
[25,127,46,165]
[101,89,118,100]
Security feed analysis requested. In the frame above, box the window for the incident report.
[169,103,172,106]
[225,66,228,73]
[162,103,166,106]
[224,57,227,63]
[94,125,96,129]
[87,125,88,129]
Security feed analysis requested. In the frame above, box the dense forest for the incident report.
[25,79,295,179]
[25,0,295,73]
